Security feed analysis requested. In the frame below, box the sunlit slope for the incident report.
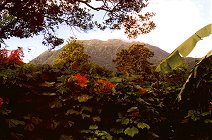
[32,39,196,71]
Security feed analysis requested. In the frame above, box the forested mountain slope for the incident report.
[32,39,196,71]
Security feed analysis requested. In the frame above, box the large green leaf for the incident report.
[137,122,150,129]
[156,51,185,73]
[205,50,212,58]
[89,125,98,130]
[127,107,138,112]
[155,60,171,73]
[178,23,212,57]
[166,51,184,69]
[177,53,212,101]
[177,34,201,57]
[7,119,25,128]
[156,23,212,73]
[124,127,139,137]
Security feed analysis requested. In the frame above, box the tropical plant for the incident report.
[1,23,211,140]
[156,23,212,111]
[156,23,212,73]
[155,23,212,139]
[178,52,212,112]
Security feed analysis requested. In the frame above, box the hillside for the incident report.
[31,39,196,71]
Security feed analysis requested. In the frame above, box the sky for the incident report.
[4,0,212,62]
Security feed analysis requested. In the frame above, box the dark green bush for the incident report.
[0,56,211,140]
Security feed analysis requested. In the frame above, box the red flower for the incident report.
[94,79,116,94]
[0,48,24,65]
[72,73,88,88]
[131,111,139,120]
[0,97,4,107]
[7,48,24,65]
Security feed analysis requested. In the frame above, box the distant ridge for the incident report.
[31,39,196,71]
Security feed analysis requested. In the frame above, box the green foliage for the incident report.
[137,123,150,129]
[55,40,90,65]
[153,24,212,139]
[178,54,212,112]
[156,23,212,73]
[0,47,211,140]
[124,127,139,137]
[185,110,211,121]
[113,44,154,77]
[32,39,196,71]
[0,62,162,139]
[161,66,189,88]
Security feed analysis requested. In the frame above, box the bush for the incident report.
[0,62,166,140]
[0,48,211,140]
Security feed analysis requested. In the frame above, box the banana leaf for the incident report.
[177,50,212,101]
[156,23,212,73]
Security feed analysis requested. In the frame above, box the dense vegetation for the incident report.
[0,40,211,140]
[1,0,211,138]
[31,39,197,71]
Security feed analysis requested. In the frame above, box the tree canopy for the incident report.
[113,44,154,76]
[54,40,90,65]
[0,0,155,48]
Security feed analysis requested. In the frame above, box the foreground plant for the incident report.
[156,23,212,73]
[94,79,116,94]
[0,47,24,66]
[72,73,88,88]
[156,23,212,139]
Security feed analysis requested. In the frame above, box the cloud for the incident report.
[137,0,202,50]
[153,0,211,57]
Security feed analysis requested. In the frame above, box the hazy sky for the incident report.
[4,0,212,62]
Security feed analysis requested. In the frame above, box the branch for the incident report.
[79,0,111,12]
[0,1,8,11]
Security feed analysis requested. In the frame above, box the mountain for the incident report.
[31,39,196,71]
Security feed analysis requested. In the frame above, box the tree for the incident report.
[0,0,155,48]
[54,40,90,66]
[113,44,154,76]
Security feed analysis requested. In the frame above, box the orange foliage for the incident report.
[72,73,88,88]
[0,48,24,65]
[94,79,116,94]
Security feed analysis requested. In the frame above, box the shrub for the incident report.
[0,47,24,67]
